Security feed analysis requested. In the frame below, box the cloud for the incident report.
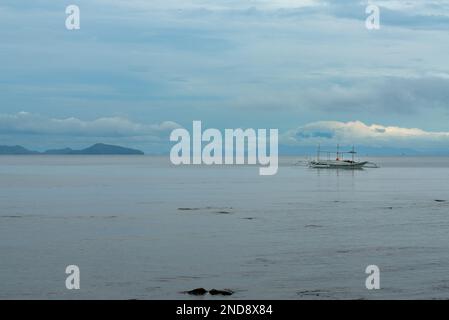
[282,120,449,149]
[3,112,449,152]
[1,1,449,133]
[91,0,321,12]
[324,0,449,30]
[298,76,449,115]
[0,112,181,138]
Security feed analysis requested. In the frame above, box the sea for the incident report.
[1,155,449,299]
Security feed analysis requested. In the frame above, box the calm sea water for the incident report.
[1,155,449,299]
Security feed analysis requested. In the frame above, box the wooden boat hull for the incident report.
[309,161,368,169]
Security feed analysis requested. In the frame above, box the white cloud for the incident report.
[3,112,449,151]
[283,120,449,148]
[94,0,321,11]
[0,112,181,138]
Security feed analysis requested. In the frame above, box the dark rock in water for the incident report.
[297,289,329,297]
[435,200,446,202]
[178,207,200,211]
[336,249,351,254]
[184,288,208,295]
[216,211,232,214]
[209,289,234,296]
[242,217,255,220]
[182,288,233,296]
[305,224,323,228]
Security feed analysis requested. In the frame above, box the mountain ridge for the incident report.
[0,143,144,155]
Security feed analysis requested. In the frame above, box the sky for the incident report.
[1,0,449,153]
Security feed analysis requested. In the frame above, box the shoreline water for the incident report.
[1,156,449,299]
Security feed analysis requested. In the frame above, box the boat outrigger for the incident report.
[308,145,377,169]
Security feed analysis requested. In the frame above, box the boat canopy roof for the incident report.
[317,149,356,154]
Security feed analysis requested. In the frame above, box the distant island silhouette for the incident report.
[0,143,144,155]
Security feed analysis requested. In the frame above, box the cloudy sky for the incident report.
[1,0,449,153]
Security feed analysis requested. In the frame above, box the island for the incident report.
[0,143,144,155]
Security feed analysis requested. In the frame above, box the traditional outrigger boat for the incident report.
[308,145,376,169]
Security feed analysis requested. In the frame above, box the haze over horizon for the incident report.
[1,1,449,153]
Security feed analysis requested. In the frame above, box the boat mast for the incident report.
[336,144,339,160]
[317,144,320,161]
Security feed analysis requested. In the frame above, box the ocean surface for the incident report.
[1,155,449,299]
